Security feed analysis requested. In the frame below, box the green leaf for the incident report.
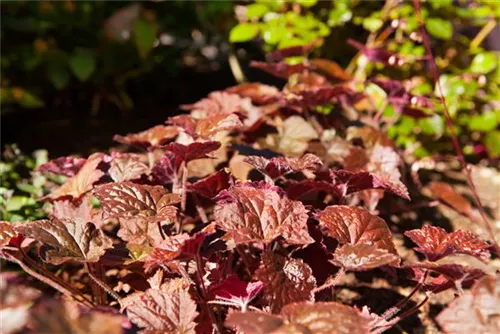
[366,83,387,109]
[5,196,35,212]
[69,48,96,82]
[246,3,268,19]
[296,0,317,7]
[262,26,288,44]
[278,37,305,49]
[48,63,70,90]
[484,130,500,157]
[229,23,259,43]
[419,115,444,136]
[328,1,352,26]
[470,52,498,74]
[133,19,158,58]
[468,111,498,132]
[363,17,383,32]
[425,18,453,40]
[19,90,44,108]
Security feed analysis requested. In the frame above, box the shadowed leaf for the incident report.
[255,251,316,313]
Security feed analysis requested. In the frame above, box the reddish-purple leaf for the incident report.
[267,39,322,61]
[426,181,483,223]
[126,278,198,334]
[310,58,353,82]
[255,251,316,313]
[437,275,500,334]
[144,233,192,271]
[151,151,180,185]
[225,311,283,334]
[226,301,372,334]
[37,156,86,177]
[245,153,322,179]
[188,169,231,199]
[250,61,309,79]
[371,78,433,116]
[278,302,372,334]
[43,153,106,201]
[181,91,244,117]
[214,183,313,245]
[94,182,179,223]
[108,154,149,182]
[194,112,243,139]
[164,141,221,163]
[348,39,406,66]
[332,243,400,271]
[404,224,490,263]
[286,179,341,201]
[285,86,363,109]
[317,205,398,255]
[114,125,179,149]
[14,217,112,264]
[329,169,410,199]
[226,83,280,105]
[211,275,264,310]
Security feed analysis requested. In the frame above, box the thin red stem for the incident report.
[413,0,497,246]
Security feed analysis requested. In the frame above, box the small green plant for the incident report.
[230,0,500,158]
[0,145,47,221]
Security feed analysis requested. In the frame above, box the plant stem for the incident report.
[5,251,94,307]
[195,252,222,334]
[147,151,155,169]
[413,0,498,247]
[313,268,345,294]
[19,248,94,306]
[87,268,122,305]
[192,193,208,224]
[470,20,497,49]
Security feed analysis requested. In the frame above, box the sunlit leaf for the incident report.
[214,183,313,245]
[126,278,198,333]
[15,217,112,264]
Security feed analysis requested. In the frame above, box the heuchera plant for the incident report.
[1,2,499,334]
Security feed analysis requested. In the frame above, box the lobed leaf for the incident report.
[332,243,400,271]
[37,156,86,177]
[164,141,221,163]
[404,224,490,263]
[43,153,106,201]
[214,183,313,245]
[114,125,179,149]
[15,217,112,264]
[317,205,398,255]
[255,251,316,313]
[436,275,500,334]
[94,181,179,223]
[108,154,149,182]
[126,278,198,334]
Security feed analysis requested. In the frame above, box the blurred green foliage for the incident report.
[0,145,47,222]
[0,1,234,114]
[230,0,500,158]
